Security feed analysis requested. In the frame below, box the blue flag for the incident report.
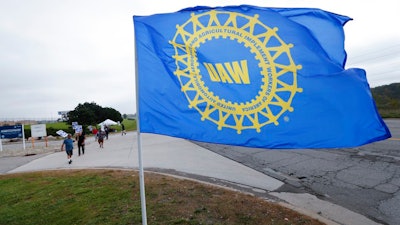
[133,5,391,149]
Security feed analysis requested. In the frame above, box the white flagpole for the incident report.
[134,30,148,225]
[136,120,147,225]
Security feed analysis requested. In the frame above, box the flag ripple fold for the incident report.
[133,5,391,149]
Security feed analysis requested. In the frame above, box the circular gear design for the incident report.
[170,10,303,133]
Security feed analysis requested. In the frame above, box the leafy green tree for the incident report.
[67,102,123,126]
[103,107,123,122]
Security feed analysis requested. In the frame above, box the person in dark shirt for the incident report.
[121,123,126,135]
[77,132,86,156]
[104,126,109,140]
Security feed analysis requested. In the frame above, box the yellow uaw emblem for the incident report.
[170,10,302,133]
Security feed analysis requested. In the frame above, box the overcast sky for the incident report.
[0,0,399,120]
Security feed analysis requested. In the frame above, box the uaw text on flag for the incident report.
[133,5,391,149]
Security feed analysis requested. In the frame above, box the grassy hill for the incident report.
[371,83,400,118]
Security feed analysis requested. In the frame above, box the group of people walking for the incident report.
[60,123,126,164]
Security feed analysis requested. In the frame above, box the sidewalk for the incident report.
[3,132,381,225]
[7,132,283,191]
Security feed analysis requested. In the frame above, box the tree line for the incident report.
[67,102,123,126]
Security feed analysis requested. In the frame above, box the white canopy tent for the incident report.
[98,119,118,126]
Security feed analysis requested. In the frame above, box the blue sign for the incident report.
[0,125,23,139]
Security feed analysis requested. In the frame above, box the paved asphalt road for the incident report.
[196,119,400,225]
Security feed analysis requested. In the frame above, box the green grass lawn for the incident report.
[45,121,71,130]
[111,119,137,132]
[0,170,324,225]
